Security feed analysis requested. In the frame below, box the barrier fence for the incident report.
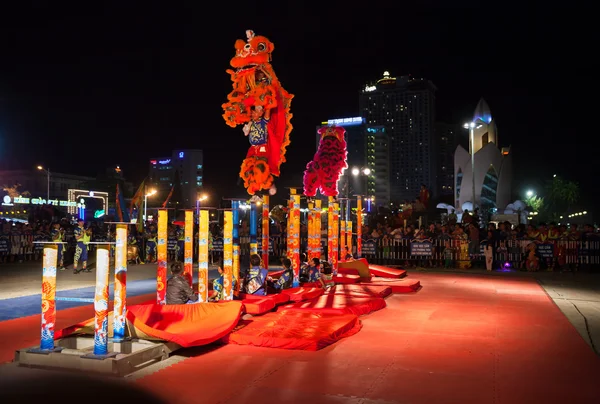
[208,236,600,270]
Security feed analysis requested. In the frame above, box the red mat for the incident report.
[325,284,393,298]
[337,267,360,276]
[125,301,243,347]
[368,265,407,278]
[362,277,421,293]
[224,310,362,351]
[281,294,387,316]
[242,298,275,315]
[332,273,361,284]
[281,287,324,302]
[239,292,290,306]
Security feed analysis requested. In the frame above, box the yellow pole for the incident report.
[288,189,301,287]
[184,210,193,286]
[340,218,346,258]
[40,244,58,350]
[198,209,209,302]
[356,196,363,257]
[315,199,322,260]
[113,224,128,342]
[327,197,334,266]
[261,195,270,269]
[156,209,168,304]
[223,210,233,300]
[307,201,315,260]
[332,202,339,273]
[347,221,353,257]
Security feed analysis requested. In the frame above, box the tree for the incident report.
[525,195,544,213]
[545,176,580,216]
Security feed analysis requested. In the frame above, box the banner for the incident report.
[223,211,233,300]
[410,239,434,256]
[156,209,168,304]
[115,184,130,222]
[184,211,193,286]
[198,210,209,302]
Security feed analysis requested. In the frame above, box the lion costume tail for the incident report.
[240,156,273,195]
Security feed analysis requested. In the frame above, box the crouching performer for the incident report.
[267,257,293,293]
[210,260,237,301]
[244,253,269,296]
[166,262,199,304]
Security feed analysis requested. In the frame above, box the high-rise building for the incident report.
[434,122,461,196]
[148,150,204,208]
[360,72,437,204]
[316,117,389,204]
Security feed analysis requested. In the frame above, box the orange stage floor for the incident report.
[2,273,599,403]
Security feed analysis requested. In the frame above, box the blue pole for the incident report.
[232,201,240,245]
[249,202,257,255]
[232,200,240,298]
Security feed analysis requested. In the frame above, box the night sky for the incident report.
[0,3,595,206]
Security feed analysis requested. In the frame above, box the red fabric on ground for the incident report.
[325,284,393,299]
[368,265,407,278]
[125,301,243,347]
[332,273,361,284]
[281,287,324,302]
[362,277,421,293]
[239,292,290,305]
[224,310,362,351]
[338,258,371,278]
[242,298,276,315]
[282,294,387,316]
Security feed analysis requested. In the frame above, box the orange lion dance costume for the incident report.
[222,30,294,195]
[303,126,348,197]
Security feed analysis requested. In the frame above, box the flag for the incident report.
[116,184,130,222]
[162,185,174,208]
[129,179,146,233]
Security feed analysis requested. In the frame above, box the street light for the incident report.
[526,190,534,197]
[348,166,371,219]
[144,189,157,221]
[463,122,477,210]
[196,194,208,218]
[37,165,50,201]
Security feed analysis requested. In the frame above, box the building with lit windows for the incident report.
[360,72,437,203]
[148,149,204,208]
[454,99,512,214]
[316,118,388,204]
[435,122,461,196]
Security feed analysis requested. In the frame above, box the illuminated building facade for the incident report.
[360,72,437,203]
[316,118,389,205]
[149,149,204,207]
[454,99,513,213]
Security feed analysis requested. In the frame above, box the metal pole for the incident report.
[47,169,50,201]
[144,194,148,222]
[470,125,476,210]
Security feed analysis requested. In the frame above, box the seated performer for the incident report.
[267,257,294,292]
[319,261,334,289]
[244,253,269,296]
[299,253,310,282]
[166,262,198,305]
[306,258,321,283]
[343,246,354,261]
[210,260,237,301]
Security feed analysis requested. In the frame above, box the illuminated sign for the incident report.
[364,85,377,92]
[179,152,184,158]
[94,210,105,218]
[2,195,84,208]
[159,159,171,164]
[327,117,364,126]
[150,160,157,165]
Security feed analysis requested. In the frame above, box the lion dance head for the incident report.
[303,126,348,197]
[222,30,293,195]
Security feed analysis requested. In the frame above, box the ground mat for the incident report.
[281,294,387,316]
[324,284,393,298]
[281,287,324,302]
[242,298,276,315]
[332,273,361,284]
[239,292,290,306]
[223,310,361,351]
[368,265,407,278]
[124,301,243,347]
[338,258,371,278]
[362,277,421,293]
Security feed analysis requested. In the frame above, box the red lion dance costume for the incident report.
[303,126,348,197]
[222,30,293,195]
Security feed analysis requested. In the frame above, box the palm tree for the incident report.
[545,176,580,216]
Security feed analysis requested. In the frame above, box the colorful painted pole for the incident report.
[327,197,334,266]
[288,189,301,287]
[93,244,110,356]
[250,200,258,255]
[223,210,233,300]
[156,209,168,305]
[340,218,346,258]
[356,196,363,257]
[261,195,270,269]
[40,244,58,351]
[232,201,240,297]
[315,199,322,260]
[332,201,340,273]
[287,196,293,257]
[198,209,209,302]
[347,221,353,257]
[184,210,194,286]
[307,200,315,260]
[113,224,128,342]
